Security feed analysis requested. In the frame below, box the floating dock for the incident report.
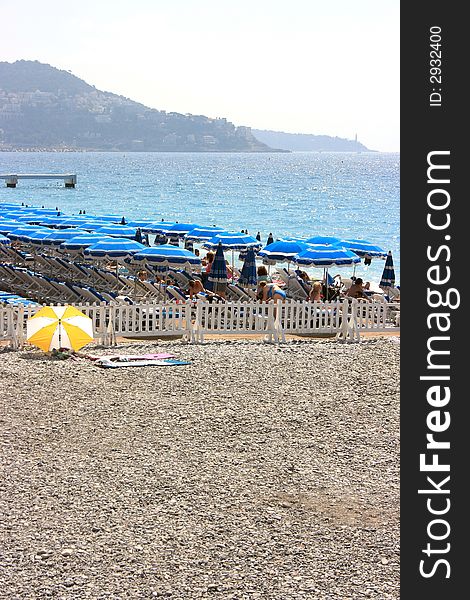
[0,174,77,188]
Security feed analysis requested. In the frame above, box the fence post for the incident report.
[105,303,117,346]
[336,298,361,343]
[264,302,277,343]
[6,307,18,349]
[16,304,25,349]
[191,301,204,344]
[184,300,194,343]
[274,300,285,342]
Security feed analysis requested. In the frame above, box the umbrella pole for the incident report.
[231,249,234,282]
[325,268,329,301]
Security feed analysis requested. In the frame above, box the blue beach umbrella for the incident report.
[238,246,258,287]
[380,251,396,289]
[76,221,109,231]
[25,208,60,215]
[3,214,33,223]
[341,239,387,258]
[258,240,310,263]
[6,226,45,241]
[38,216,69,227]
[0,203,23,209]
[203,232,262,251]
[185,226,227,241]
[166,222,201,237]
[18,227,56,242]
[133,244,201,269]
[14,214,45,223]
[293,244,361,267]
[278,236,309,243]
[94,224,137,238]
[60,233,105,252]
[84,238,146,259]
[57,216,92,227]
[26,230,60,246]
[0,221,23,234]
[294,245,361,301]
[92,214,124,223]
[126,220,155,228]
[305,235,342,245]
[203,232,261,280]
[3,210,31,217]
[0,234,11,245]
[207,242,228,292]
[141,221,175,233]
[41,229,89,246]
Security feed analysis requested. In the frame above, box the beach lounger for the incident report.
[168,270,192,290]
[166,286,188,302]
[283,276,308,300]
[240,286,258,300]
[227,283,251,301]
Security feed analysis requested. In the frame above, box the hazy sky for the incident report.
[2,0,399,151]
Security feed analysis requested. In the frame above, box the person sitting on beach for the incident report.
[188,278,206,298]
[204,252,215,273]
[345,277,371,301]
[257,265,271,283]
[257,281,287,302]
[225,260,234,279]
[188,279,226,302]
[309,281,323,302]
[296,270,312,293]
[224,260,240,280]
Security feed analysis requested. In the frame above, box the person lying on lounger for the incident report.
[188,278,206,298]
[188,279,225,301]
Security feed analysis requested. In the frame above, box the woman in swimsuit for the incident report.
[257,281,287,302]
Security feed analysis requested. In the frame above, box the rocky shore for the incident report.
[0,337,400,599]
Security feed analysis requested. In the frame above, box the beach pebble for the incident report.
[1,337,399,599]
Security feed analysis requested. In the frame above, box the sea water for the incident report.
[0,151,399,284]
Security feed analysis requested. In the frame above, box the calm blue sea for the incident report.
[0,151,399,284]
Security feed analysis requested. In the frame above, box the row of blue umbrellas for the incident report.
[1,203,387,257]
[1,202,395,288]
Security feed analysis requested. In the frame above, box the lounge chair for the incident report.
[166,286,188,302]
[226,283,251,301]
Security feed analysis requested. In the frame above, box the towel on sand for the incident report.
[95,356,191,369]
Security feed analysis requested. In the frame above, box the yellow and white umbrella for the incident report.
[26,305,94,352]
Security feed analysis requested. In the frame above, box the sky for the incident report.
[1,0,399,152]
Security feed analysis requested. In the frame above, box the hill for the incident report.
[0,60,280,152]
[252,129,372,152]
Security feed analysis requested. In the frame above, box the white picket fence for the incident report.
[0,298,400,348]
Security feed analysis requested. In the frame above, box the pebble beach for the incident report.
[1,337,400,599]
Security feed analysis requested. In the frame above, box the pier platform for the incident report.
[0,174,77,188]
